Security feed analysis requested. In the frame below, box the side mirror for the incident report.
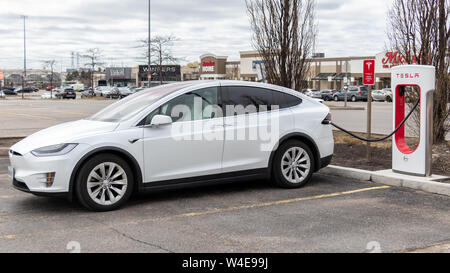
[149,115,173,127]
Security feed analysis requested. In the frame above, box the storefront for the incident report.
[199,50,405,90]
[199,54,228,80]
[137,65,181,86]
[106,67,134,87]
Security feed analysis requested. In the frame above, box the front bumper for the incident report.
[9,144,90,195]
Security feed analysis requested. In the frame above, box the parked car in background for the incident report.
[302,88,318,97]
[311,90,322,99]
[383,88,393,102]
[371,90,386,102]
[338,86,368,102]
[41,92,57,99]
[15,86,35,93]
[104,87,121,99]
[118,87,133,98]
[94,86,106,97]
[56,88,76,99]
[81,89,95,98]
[320,90,336,101]
[2,87,18,95]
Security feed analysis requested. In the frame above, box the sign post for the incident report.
[363,60,375,162]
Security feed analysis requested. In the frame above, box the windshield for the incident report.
[86,82,195,122]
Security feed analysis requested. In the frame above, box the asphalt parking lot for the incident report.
[0,98,114,137]
[0,162,449,253]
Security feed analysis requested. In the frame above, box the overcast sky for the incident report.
[0,0,393,70]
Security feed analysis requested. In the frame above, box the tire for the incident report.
[272,140,315,189]
[351,96,356,102]
[75,153,134,212]
[386,96,392,103]
[334,96,339,102]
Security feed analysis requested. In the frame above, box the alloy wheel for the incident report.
[281,147,311,184]
[87,162,128,206]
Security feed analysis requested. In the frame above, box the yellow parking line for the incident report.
[0,185,390,240]
[177,186,391,218]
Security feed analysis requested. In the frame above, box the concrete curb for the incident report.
[326,107,365,111]
[319,165,450,197]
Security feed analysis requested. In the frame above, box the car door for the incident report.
[221,85,295,173]
[142,86,224,183]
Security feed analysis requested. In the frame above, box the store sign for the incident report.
[363,60,375,85]
[202,61,215,72]
[106,67,132,80]
[381,51,423,69]
[139,65,181,82]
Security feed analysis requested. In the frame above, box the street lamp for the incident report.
[21,15,28,100]
[148,0,151,88]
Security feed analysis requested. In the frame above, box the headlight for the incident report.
[31,144,78,157]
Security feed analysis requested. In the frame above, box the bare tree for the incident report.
[140,35,181,84]
[81,48,104,88]
[387,0,449,143]
[246,0,317,91]
[43,60,57,98]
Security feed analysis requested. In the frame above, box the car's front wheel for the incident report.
[75,154,134,211]
[272,140,315,189]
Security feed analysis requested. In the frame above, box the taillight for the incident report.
[358,91,362,95]
[322,113,332,125]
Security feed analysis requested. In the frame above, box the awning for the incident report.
[333,73,352,80]
[311,73,335,81]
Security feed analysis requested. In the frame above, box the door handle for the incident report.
[128,138,141,144]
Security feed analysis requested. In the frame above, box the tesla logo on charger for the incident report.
[396,73,420,79]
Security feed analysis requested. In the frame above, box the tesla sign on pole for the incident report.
[363,59,375,162]
[363,60,375,85]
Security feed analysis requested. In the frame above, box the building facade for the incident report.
[137,65,181,86]
[199,54,228,80]
[198,50,409,90]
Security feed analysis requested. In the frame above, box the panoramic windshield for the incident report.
[86,82,194,122]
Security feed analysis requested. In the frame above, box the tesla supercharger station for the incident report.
[392,65,435,177]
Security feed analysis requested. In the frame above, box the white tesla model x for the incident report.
[8,81,334,211]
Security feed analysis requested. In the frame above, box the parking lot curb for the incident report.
[326,107,365,111]
[319,165,450,197]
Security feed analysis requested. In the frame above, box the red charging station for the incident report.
[391,65,435,177]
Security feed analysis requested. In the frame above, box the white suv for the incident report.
[9,81,334,211]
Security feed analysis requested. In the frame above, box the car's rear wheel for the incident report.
[351,96,356,102]
[76,154,134,211]
[334,96,339,101]
[272,140,315,189]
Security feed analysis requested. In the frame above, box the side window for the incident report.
[144,87,219,124]
[274,91,303,109]
[223,86,275,116]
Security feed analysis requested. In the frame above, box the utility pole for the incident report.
[344,60,348,107]
[366,84,372,162]
[148,0,151,88]
[21,15,28,100]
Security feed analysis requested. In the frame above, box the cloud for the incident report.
[0,0,392,70]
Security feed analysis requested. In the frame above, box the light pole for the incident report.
[148,0,151,88]
[21,15,28,100]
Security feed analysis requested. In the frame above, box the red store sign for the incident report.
[381,51,423,69]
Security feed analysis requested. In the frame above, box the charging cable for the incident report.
[330,99,420,143]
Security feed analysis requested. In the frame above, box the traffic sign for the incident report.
[363,60,375,85]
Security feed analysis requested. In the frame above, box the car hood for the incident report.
[10,119,119,155]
